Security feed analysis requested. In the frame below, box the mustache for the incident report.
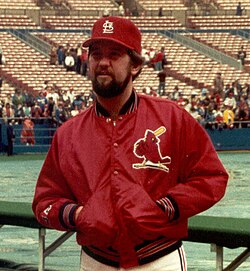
[95,69,113,76]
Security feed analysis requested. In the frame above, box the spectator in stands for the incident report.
[169,85,180,101]
[148,47,156,68]
[246,93,250,108]
[236,2,245,16]
[213,72,224,98]
[214,107,224,130]
[22,89,35,107]
[21,117,35,145]
[161,47,167,69]
[204,105,216,130]
[118,2,125,16]
[64,50,76,72]
[0,46,2,65]
[80,48,88,76]
[103,8,110,17]
[57,45,65,65]
[47,86,60,106]
[154,47,165,71]
[2,103,14,123]
[23,102,31,117]
[238,96,249,127]
[72,94,84,110]
[189,106,202,122]
[193,1,199,16]
[49,46,57,65]
[31,102,43,124]
[55,102,67,126]
[70,104,81,117]
[224,92,237,112]
[124,7,132,16]
[14,104,25,122]
[237,46,247,66]
[141,46,150,65]
[223,102,235,128]
[12,89,25,112]
[47,97,56,118]
[66,86,75,104]
[3,93,12,107]
[0,76,2,94]
[157,68,167,95]
[158,7,163,17]
[76,43,83,74]
[6,119,15,156]
[36,91,47,112]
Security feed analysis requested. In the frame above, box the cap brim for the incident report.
[82,37,134,51]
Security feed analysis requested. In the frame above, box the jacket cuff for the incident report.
[59,202,79,230]
[156,195,179,222]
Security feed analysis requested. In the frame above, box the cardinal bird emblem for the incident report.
[132,126,171,172]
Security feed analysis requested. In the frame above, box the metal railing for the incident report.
[8,29,51,56]
[162,29,242,70]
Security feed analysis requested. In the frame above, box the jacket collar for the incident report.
[95,90,139,117]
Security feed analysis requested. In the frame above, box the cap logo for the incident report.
[102,20,114,34]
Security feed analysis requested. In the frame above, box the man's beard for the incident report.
[92,70,131,99]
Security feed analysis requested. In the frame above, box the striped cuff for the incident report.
[156,195,179,222]
[59,202,79,230]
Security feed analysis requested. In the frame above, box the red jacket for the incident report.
[32,93,228,268]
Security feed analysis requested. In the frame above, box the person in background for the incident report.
[21,117,35,145]
[76,43,83,74]
[158,7,163,17]
[49,46,57,65]
[213,72,224,98]
[6,119,15,156]
[0,46,3,65]
[32,16,228,271]
[157,68,167,96]
[237,45,247,66]
[57,45,65,65]
[236,2,244,16]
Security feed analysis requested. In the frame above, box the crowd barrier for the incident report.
[0,120,250,153]
[0,201,249,271]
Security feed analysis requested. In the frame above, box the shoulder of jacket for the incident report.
[138,94,184,111]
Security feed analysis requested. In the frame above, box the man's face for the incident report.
[88,40,133,98]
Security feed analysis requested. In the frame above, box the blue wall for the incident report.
[0,123,249,154]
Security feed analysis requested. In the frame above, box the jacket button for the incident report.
[114,170,118,175]
[114,143,118,147]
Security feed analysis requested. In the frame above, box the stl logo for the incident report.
[103,20,114,33]
[132,126,171,172]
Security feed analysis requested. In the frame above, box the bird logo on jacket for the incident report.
[132,126,171,172]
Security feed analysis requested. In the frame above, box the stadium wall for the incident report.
[0,123,249,154]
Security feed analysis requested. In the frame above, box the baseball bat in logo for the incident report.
[132,126,171,172]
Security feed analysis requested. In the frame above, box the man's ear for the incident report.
[131,63,142,77]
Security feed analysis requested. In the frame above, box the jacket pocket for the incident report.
[75,189,118,248]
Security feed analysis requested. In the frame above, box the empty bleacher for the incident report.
[66,0,117,12]
[187,32,250,67]
[215,0,250,11]
[41,15,185,30]
[187,15,250,29]
[0,0,39,9]
[137,0,187,12]
[0,15,40,29]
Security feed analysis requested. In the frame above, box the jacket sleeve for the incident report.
[32,131,78,231]
[167,110,229,220]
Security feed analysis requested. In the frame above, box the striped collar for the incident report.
[95,90,139,117]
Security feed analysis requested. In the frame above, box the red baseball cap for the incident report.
[82,16,142,54]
